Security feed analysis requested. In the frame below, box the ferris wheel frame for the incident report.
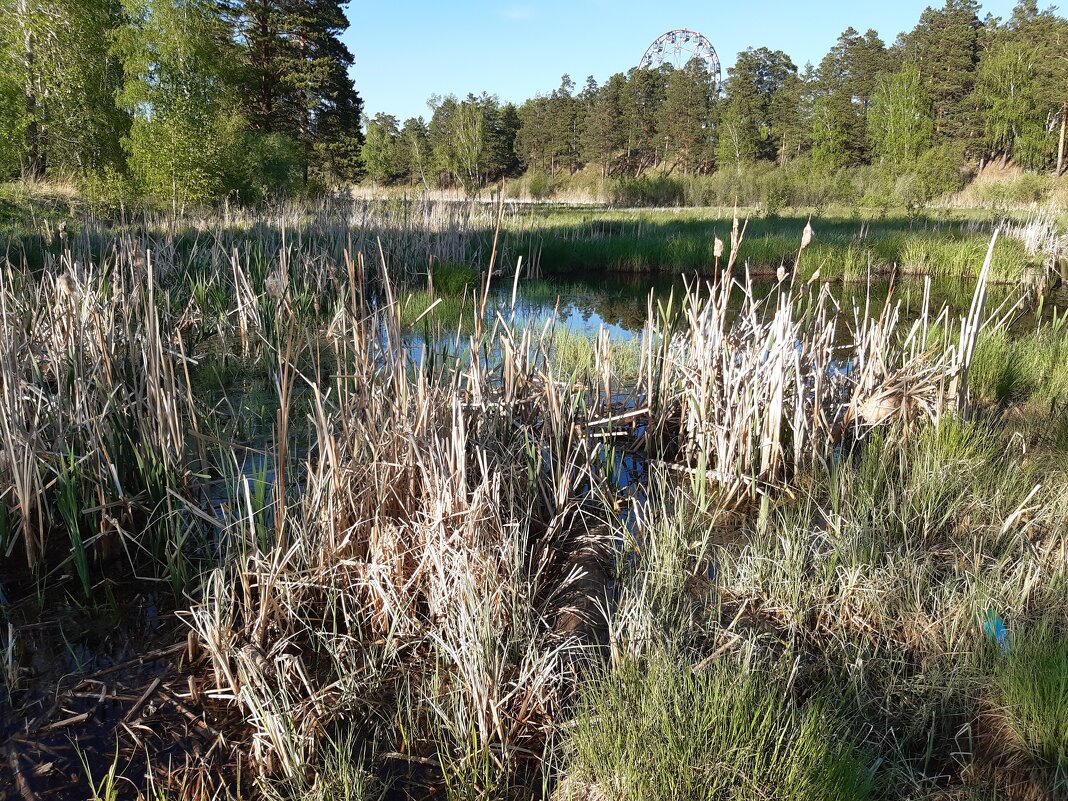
[638,29,722,92]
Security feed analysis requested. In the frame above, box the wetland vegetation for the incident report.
[2,0,1068,798]
[0,192,1064,801]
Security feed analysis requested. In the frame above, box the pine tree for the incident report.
[658,58,714,174]
[622,65,670,174]
[716,47,797,168]
[580,72,626,178]
[767,69,806,165]
[547,75,582,175]
[812,28,890,165]
[903,0,982,145]
[515,96,553,174]
[238,0,363,183]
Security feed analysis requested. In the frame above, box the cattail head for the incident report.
[55,271,76,300]
[266,271,285,300]
[58,221,68,240]
[730,216,740,253]
[800,221,813,250]
[132,247,147,272]
[776,264,787,283]
[713,237,724,259]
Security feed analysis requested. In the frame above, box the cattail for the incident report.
[807,267,822,284]
[713,236,724,260]
[58,220,68,241]
[776,264,787,282]
[55,271,76,299]
[730,216,740,254]
[265,271,285,300]
[800,221,813,250]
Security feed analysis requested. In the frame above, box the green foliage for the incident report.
[717,47,798,170]
[362,113,403,185]
[568,655,873,801]
[429,93,518,190]
[1,0,129,180]
[115,0,246,205]
[894,143,967,212]
[0,67,25,180]
[903,0,983,144]
[868,65,934,174]
[235,132,305,200]
[607,175,686,207]
[811,27,892,167]
[659,58,715,173]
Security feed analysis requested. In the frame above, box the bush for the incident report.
[525,170,552,200]
[895,144,967,213]
[233,132,305,202]
[80,166,137,210]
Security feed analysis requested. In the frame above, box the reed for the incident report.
[1,199,1065,800]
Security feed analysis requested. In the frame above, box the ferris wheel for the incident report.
[639,29,722,91]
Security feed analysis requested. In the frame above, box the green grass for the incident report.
[548,327,640,381]
[501,207,1040,282]
[567,655,874,801]
[430,261,479,295]
[969,316,1068,408]
[994,620,1068,791]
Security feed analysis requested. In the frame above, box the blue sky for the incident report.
[344,0,1020,122]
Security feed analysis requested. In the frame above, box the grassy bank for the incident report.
[503,206,1060,283]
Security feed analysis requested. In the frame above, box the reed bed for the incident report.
[1,205,1066,801]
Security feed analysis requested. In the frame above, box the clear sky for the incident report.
[343,0,1020,123]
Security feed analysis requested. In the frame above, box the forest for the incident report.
[2,1,1067,208]
[0,0,363,202]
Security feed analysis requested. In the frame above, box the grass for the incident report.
[993,620,1068,792]
[1,191,1067,800]
[548,326,641,381]
[567,655,874,801]
[501,206,1054,283]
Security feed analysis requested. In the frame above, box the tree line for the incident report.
[2,0,1066,206]
[364,0,1068,192]
[0,0,363,203]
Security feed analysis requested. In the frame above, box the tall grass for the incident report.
[2,199,1066,800]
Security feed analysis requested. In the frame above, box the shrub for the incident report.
[525,170,552,200]
[233,132,305,201]
[608,175,686,207]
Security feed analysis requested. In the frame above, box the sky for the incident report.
[343,0,1021,122]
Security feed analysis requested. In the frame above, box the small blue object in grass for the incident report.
[982,609,1011,653]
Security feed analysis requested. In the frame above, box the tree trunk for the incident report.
[1057,100,1067,176]
[18,0,45,181]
